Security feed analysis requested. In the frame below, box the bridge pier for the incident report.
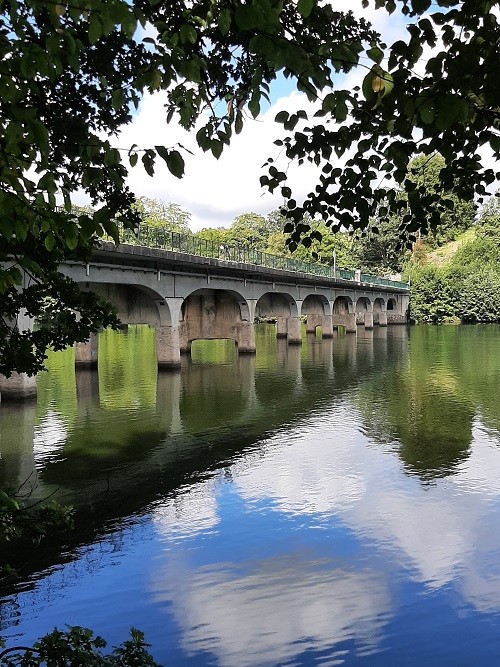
[333,313,357,333]
[287,316,302,345]
[378,311,388,327]
[322,315,334,338]
[364,312,374,329]
[156,325,182,369]
[75,333,99,368]
[0,311,37,401]
[0,372,37,401]
[305,313,322,334]
[276,316,287,339]
[236,321,256,354]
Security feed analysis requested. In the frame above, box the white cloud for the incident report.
[116,89,326,231]
[153,479,220,538]
[112,1,411,232]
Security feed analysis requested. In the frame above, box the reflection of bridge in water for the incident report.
[0,325,400,517]
[0,240,409,399]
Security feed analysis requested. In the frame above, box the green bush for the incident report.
[0,627,162,666]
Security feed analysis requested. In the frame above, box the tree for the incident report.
[135,198,191,231]
[353,216,406,274]
[0,627,161,666]
[272,1,500,250]
[405,154,475,247]
[266,219,359,269]
[226,212,270,249]
[2,0,500,374]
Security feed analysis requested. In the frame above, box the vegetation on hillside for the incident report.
[407,200,500,323]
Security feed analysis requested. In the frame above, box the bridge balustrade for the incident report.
[113,221,409,290]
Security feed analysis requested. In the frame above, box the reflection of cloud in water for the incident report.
[152,554,392,667]
[234,413,500,609]
[154,406,500,615]
[153,480,219,539]
[452,421,500,497]
[232,420,367,517]
[33,410,68,467]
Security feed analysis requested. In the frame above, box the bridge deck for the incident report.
[94,242,409,294]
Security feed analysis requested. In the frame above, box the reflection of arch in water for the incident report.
[98,326,157,410]
[179,288,255,355]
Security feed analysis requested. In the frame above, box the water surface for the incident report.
[1,324,500,665]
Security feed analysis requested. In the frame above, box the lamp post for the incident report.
[332,249,337,278]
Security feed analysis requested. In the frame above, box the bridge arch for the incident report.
[333,295,354,314]
[302,294,333,337]
[255,291,299,320]
[78,281,172,326]
[179,288,255,354]
[255,292,301,344]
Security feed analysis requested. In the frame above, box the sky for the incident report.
[108,1,410,232]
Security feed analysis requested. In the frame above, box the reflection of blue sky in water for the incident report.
[3,326,500,665]
[2,398,500,665]
[149,405,500,667]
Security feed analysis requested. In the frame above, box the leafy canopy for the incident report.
[1,0,499,374]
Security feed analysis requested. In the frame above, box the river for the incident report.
[1,323,500,666]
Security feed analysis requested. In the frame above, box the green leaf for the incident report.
[178,59,201,83]
[180,24,197,44]
[234,5,260,31]
[218,8,231,35]
[334,99,348,121]
[235,111,244,134]
[418,97,435,124]
[44,233,56,251]
[367,46,384,64]
[412,0,431,12]
[211,140,223,159]
[88,13,102,45]
[66,235,79,250]
[156,147,185,178]
[297,0,315,18]
[275,111,289,124]
[248,96,260,118]
[112,89,126,110]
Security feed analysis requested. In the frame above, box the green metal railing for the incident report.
[108,220,409,290]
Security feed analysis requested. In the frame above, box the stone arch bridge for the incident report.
[0,242,409,398]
